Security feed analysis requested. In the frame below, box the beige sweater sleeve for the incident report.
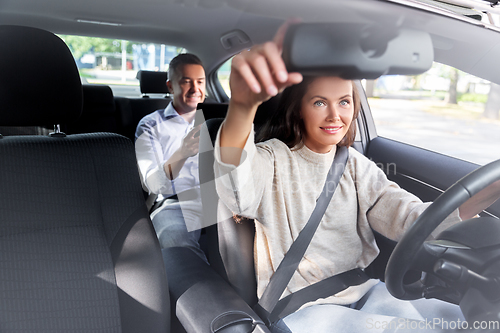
[214,132,462,306]
[213,124,274,219]
[349,148,461,241]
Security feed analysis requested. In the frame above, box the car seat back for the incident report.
[201,119,258,306]
[65,84,120,135]
[114,69,171,141]
[199,93,396,311]
[0,25,170,332]
[137,70,169,97]
[199,96,281,307]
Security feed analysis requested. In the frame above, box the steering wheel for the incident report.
[385,159,500,300]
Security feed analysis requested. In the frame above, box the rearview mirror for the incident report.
[282,23,434,79]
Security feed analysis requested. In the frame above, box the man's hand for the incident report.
[164,124,202,180]
[179,124,201,159]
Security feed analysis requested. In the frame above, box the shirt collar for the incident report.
[163,101,197,125]
[163,101,179,119]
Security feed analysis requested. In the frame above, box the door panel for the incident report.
[366,136,500,218]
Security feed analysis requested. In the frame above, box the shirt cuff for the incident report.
[144,162,174,195]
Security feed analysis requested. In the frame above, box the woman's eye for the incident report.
[340,99,351,106]
[313,100,326,107]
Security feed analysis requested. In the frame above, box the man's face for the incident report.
[167,64,206,114]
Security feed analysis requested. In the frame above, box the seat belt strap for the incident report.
[268,268,369,323]
[254,146,349,325]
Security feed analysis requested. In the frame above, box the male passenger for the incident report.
[135,54,207,262]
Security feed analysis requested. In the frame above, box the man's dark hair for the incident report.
[168,53,203,82]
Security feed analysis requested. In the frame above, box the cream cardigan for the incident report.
[214,127,460,307]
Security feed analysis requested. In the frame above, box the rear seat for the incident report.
[65,84,120,135]
[137,70,169,97]
[116,70,218,141]
[197,94,281,134]
[115,70,172,141]
[0,125,51,136]
[2,69,238,142]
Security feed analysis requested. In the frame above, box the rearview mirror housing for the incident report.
[282,23,434,80]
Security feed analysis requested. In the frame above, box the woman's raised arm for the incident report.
[219,20,303,166]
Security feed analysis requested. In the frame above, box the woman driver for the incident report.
[213,21,500,332]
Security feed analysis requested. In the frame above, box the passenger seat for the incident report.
[0,25,170,332]
[0,125,51,136]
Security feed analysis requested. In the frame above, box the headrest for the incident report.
[82,85,116,115]
[0,25,82,126]
[137,70,169,94]
[196,102,228,122]
[197,94,281,127]
[255,94,281,126]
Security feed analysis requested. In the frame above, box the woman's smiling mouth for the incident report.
[320,126,343,134]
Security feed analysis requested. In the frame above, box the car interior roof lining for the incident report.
[1,0,500,83]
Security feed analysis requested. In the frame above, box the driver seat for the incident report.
[162,91,397,332]
[161,99,280,333]
[201,118,259,306]
[199,110,394,309]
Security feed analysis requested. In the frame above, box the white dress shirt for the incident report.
[135,102,199,197]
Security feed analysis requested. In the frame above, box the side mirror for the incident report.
[282,23,434,79]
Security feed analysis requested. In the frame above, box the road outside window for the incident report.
[217,60,500,166]
[365,62,500,165]
[217,57,232,97]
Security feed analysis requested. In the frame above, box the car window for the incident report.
[58,35,185,98]
[365,62,500,165]
[217,56,233,97]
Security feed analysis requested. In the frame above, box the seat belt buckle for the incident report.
[252,303,272,327]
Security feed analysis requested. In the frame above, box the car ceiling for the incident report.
[2,0,500,84]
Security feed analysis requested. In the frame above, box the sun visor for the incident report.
[282,23,434,80]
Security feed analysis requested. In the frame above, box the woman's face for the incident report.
[300,77,354,153]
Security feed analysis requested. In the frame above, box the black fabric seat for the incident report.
[115,96,172,141]
[198,103,397,307]
[65,84,121,135]
[137,70,170,97]
[162,92,400,332]
[196,94,281,133]
[115,71,172,141]
[197,97,283,307]
[0,25,170,332]
[200,119,260,306]
[0,125,51,136]
[161,98,284,333]
[116,69,219,142]
[161,115,271,333]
